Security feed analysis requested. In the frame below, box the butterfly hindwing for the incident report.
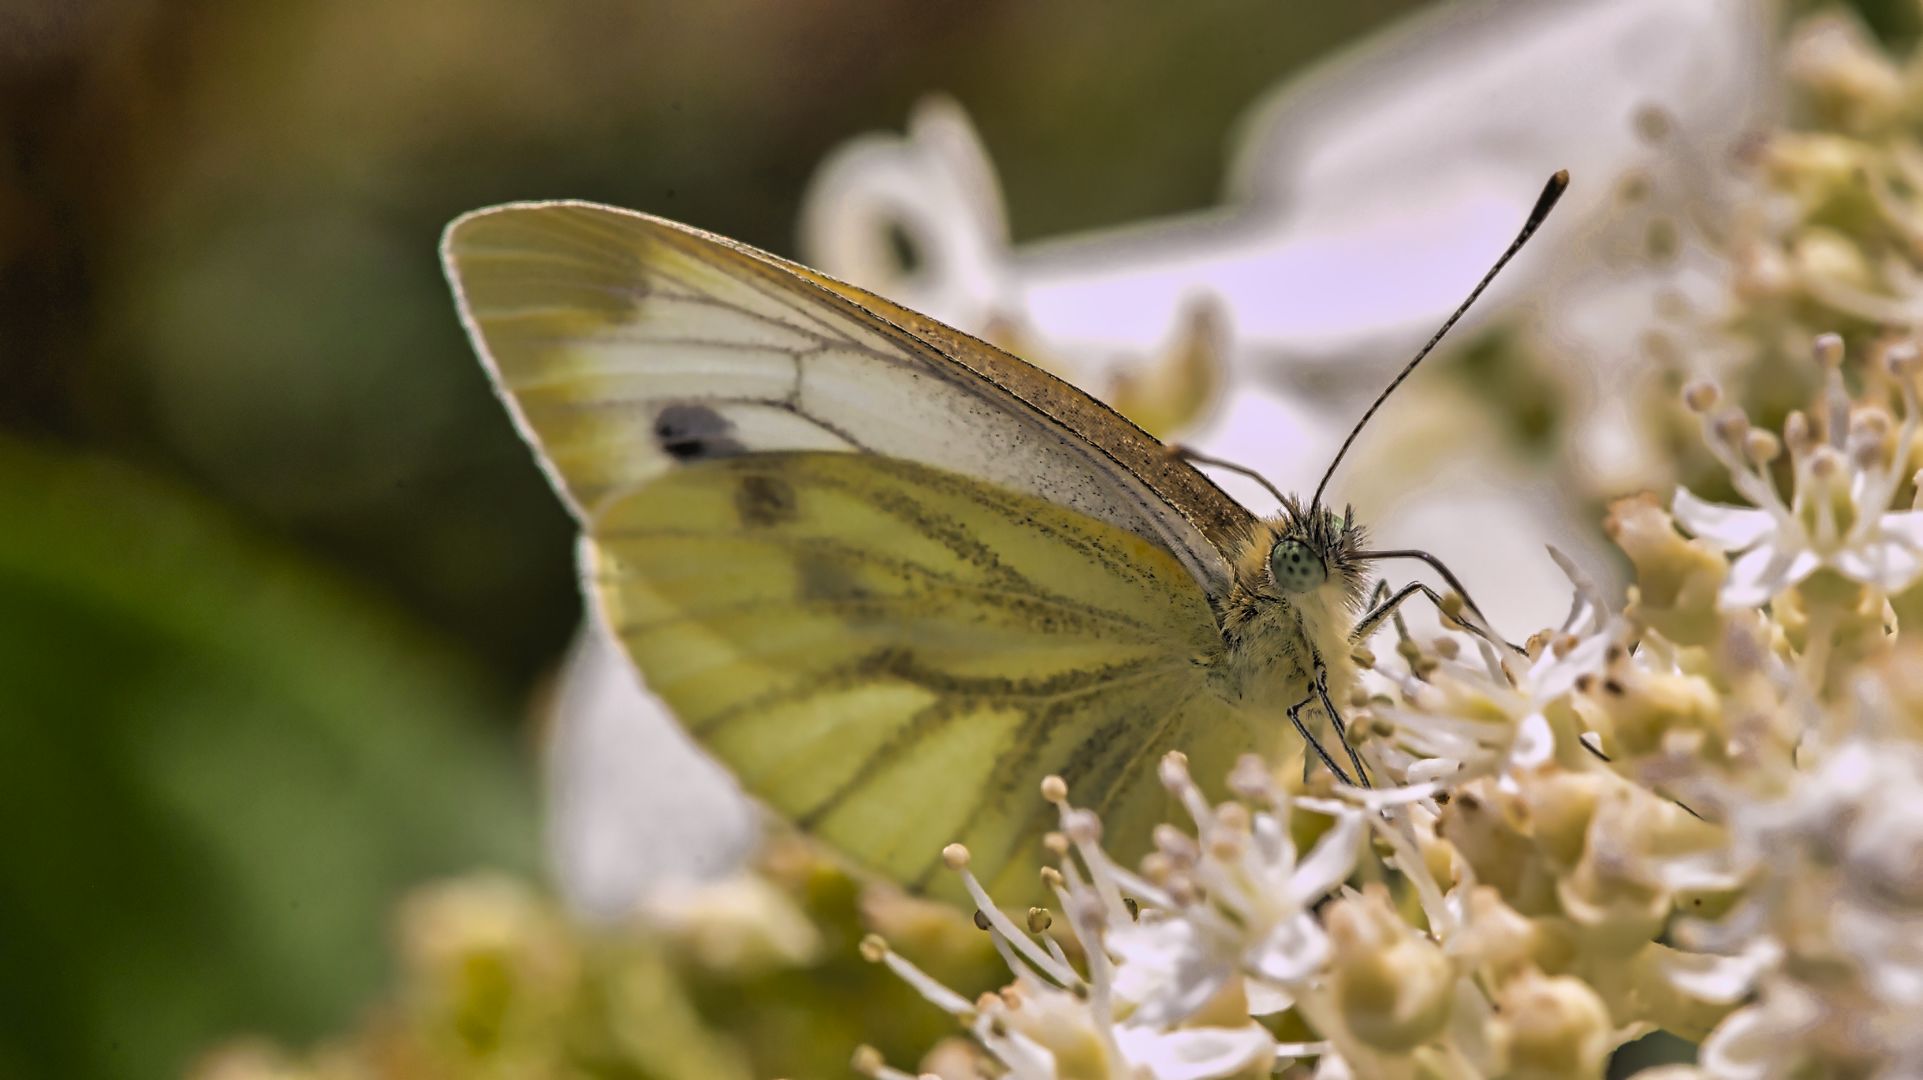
[585,451,1273,901]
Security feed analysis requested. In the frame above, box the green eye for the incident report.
[1269,538,1327,594]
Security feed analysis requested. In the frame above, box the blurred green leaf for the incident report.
[0,440,538,1080]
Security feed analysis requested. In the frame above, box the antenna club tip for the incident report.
[1531,170,1571,223]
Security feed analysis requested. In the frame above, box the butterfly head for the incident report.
[1260,497,1368,608]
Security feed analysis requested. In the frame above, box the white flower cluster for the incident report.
[860,334,1923,1080]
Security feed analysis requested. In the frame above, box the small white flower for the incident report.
[1106,916,1233,1025]
[864,828,1286,1080]
[1364,567,1627,791]
[1097,756,1361,1027]
[1672,337,1923,607]
[1673,473,1923,607]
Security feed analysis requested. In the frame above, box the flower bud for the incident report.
[1326,889,1456,1052]
[1524,771,1604,871]
[1607,495,1728,647]
[1487,973,1614,1080]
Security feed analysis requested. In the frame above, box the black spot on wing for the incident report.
[735,472,798,528]
[655,403,747,461]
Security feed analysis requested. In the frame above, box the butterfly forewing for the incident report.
[587,451,1272,901]
[443,201,1252,598]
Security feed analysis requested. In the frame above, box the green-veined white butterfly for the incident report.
[442,170,1565,903]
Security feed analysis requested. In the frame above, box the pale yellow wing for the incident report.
[586,450,1274,902]
[441,201,1254,598]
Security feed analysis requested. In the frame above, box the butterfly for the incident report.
[442,171,1565,904]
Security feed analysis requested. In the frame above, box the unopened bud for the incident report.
[1785,410,1815,455]
[1682,380,1720,412]
[1157,752,1192,792]
[1813,331,1845,369]
[1489,974,1613,1080]
[1712,409,1750,447]
[1886,339,1920,376]
[852,1045,886,1077]
[1327,891,1455,1051]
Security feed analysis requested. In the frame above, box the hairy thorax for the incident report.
[1212,512,1370,712]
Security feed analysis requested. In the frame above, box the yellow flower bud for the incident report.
[1606,495,1728,647]
[1524,771,1605,871]
[1592,668,1724,761]
[1326,888,1456,1052]
[1440,784,1559,916]
[1488,973,1613,1080]
[1453,887,1543,981]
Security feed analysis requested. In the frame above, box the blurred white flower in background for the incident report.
[544,0,1779,919]
[543,626,758,920]
[803,0,1774,494]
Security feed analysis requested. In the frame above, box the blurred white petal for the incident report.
[1672,488,1779,552]
[544,626,760,920]
[802,0,1774,383]
[1722,539,1819,609]
[1112,1023,1276,1080]
[1663,942,1778,1003]
[800,97,1014,332]
[1108,917,1226,1028]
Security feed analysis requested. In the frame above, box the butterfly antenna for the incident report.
[1170,444,1289,508]
[1308,170,1570,512]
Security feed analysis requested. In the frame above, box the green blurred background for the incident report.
[10,2,1923,1078]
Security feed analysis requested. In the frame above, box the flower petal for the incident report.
[1113,1023,1275,1080]
[1697,992,1820,1080]
[800,97,1012,329]
[1245,980,1296,1016]
[1722,541,1820,609]
[1108,918,1231,1028]
[1526,622,1617,702]
[1247,912,1331,985]
[1291,807,1363,900]
[1873,509,1923,548]
[1661,943,1777,1004]
[1672,488,1778,552]
[1833,516,1923,592]
[547,627,759,919]
[1511,711,1555,770]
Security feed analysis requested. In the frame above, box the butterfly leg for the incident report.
[1311,658,1373,788]
[1351,580,1441,645]
[1352,549,1526,653]
[1286,692,1356,788]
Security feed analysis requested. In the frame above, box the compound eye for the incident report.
[1268,538,1327,594]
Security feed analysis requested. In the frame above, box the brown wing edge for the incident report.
[693,225,1260,572]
